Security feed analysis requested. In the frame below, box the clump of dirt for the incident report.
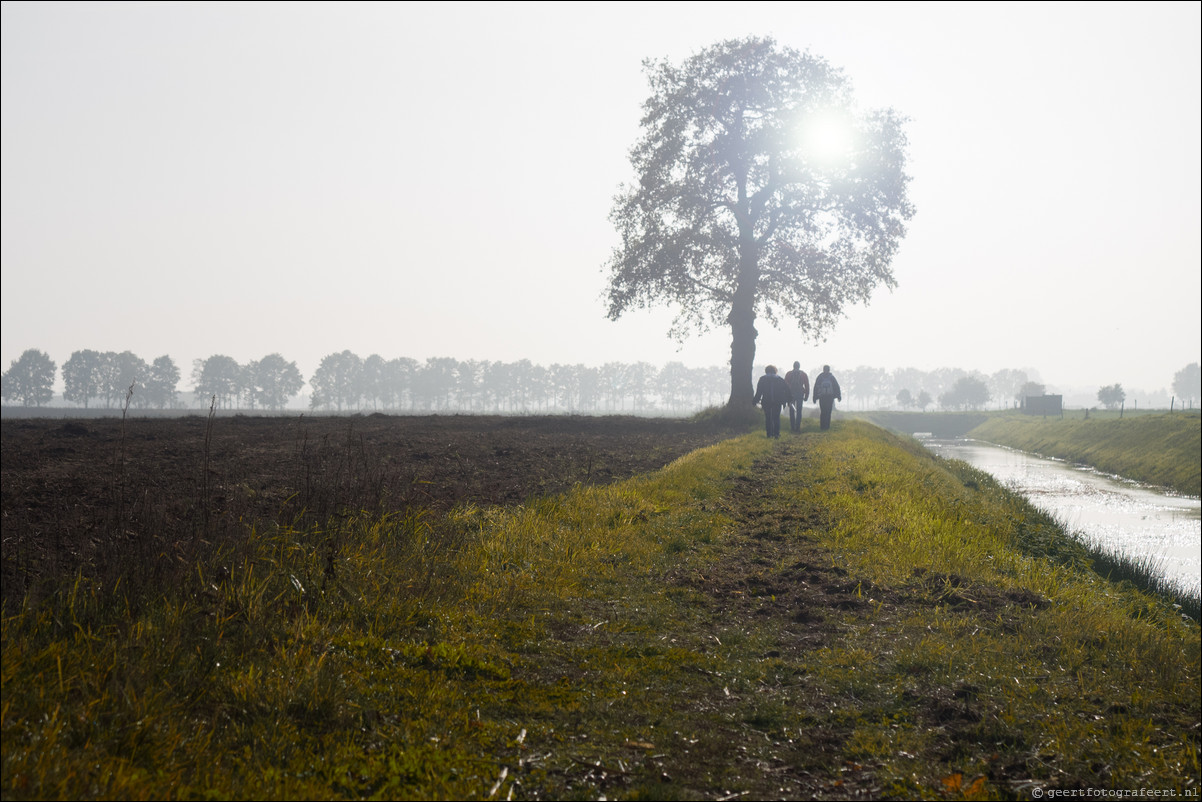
[1,413,737,605]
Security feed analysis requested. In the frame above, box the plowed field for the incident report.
[1,413,737,605]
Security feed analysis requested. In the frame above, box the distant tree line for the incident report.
[298,353,730,414]
[1,349,180,409]
[192,353,304,411]
[858,367,1043,412]
[0,349,731,414]
[1092,363,1201,411]
[5,348,1199,414]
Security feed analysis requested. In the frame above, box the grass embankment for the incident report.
[967,412,1201,498]
[3,421,1199,799]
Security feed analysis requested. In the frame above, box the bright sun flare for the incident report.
[800,112,854,163]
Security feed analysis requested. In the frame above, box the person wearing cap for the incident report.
[784,361,809,432]
[752,364,794,439]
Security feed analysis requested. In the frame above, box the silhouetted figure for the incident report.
[812,365,842,431]
[753,364,794,439]
[784,361,809,432]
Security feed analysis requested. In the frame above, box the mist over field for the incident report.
[3,347,1198,416]
[4,9,1200,796]
[2,4,1199,409]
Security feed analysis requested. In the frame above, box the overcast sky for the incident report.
[2,1,1199,398]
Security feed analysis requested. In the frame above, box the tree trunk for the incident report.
[727,296,757,407]
[726,230,760,407]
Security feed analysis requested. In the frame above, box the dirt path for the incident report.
[486,436,893,799]
[661,436,886,798]
[501,435,1039,799]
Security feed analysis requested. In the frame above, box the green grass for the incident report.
[967,411,1201,496]
[770,423,1199,794]
[1085,543,1202,622]
[3,421,1198,799]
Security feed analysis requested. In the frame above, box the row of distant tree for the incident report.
[1093,367,1201,410]
[1,350,182,409]
[0,349,731,413]
[3,348,1200,414]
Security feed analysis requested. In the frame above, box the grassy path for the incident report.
[3,422,1198,799]
[468,434,885,799]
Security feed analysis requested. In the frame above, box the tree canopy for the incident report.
[1173,363,1200,407]
[248,354,304,411]
[1097,383,1126,410]
[62,350,104,408]
[605,36,914,406]
[144,356,181,409]
[939,375,991,411]
[192,355,242,409]
[1,349,56,407]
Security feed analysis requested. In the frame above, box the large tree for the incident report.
[387,357,420,410]
[193,355,243,409]
[144,355,181,409]
[1,349,56,407]
[990,368,1030,409]
[605,37,914,406]
[1172,363,1200,408]
[248,353,304,411]
[101,351,148,408]
[847,365,887,409]
[1097,383,1126,410]
[940,375,991,411]
[360,354,389,410]
[62,349,104,408]
[310,350,362,411]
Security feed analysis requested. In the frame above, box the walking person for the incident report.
[812,365,842,431]
[784,361,809,432]
[752,365,794,439]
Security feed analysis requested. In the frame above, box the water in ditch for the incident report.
[920,438,1201,596]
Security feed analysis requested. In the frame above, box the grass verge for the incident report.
[3,421,1198,799]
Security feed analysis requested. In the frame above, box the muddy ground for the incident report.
[1,413,739,605]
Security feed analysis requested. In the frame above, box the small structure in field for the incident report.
[1023,394,1063,417]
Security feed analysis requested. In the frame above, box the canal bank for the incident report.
[968,412,1201,497]
[859,411,1200,496]
[922,437,1201,598]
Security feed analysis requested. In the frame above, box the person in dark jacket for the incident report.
[784,361,809,432]
[752,365,794,439]
[812,365,842,430]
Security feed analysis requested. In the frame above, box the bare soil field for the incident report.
[1,413,737,606]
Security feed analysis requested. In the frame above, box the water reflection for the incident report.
[922,438,1201,595]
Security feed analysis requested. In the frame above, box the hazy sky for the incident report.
[3,1,1199,396]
